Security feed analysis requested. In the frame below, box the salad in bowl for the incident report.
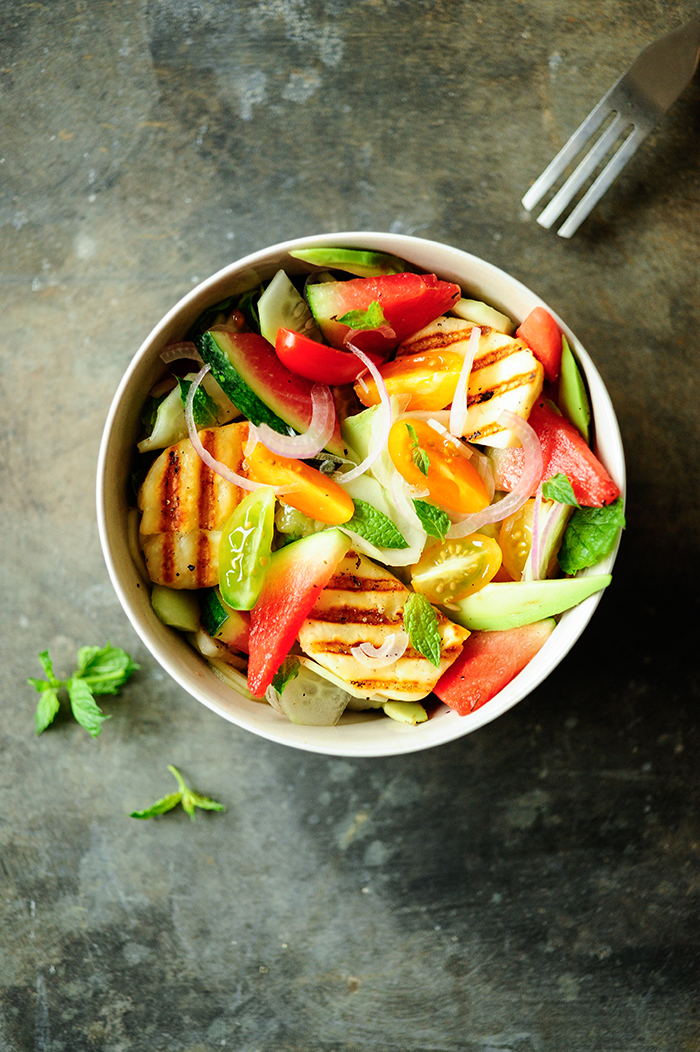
[97,233,625,757]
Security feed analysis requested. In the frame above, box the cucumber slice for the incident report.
[138,372,238,453]
[558,336,591,443]
[257,269,321,346]
[265,662,351,725]
[200,588,250,649]
[289,247,409,277]
[151,585,200,632]
[446,575,612,631]
[451,298,515,335]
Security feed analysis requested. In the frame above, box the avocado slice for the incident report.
[445,575,611,631]
[289,247,409,277]
[558,335,591,443]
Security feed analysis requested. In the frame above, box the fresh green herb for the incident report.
[558,498,625,574]
[337,300,388,331]
[28,644,138,737]
[177,376,219,428]
[541,473,580,507]
[130,765,226,821]
[345,499,409,550]
[405,422,430,477]
[413,499,451,541]
[271,656,300,695]
[403,592,442,668]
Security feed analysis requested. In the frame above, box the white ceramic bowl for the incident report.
[96,232,625,757]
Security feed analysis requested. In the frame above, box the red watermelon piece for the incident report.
[490,399,620,507]
[306,272,461,354]
[247,528,351,696]
[516,307,563,383]
[433,619,556,715]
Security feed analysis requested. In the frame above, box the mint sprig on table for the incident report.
[28,643,139,737]
[130,765,226,821]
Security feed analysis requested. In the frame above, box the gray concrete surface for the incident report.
[1,1,699,1049]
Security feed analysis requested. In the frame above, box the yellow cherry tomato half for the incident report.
[245,441,354,525]
[355,350,464,411]
[411,533,503,603]
[498,497,559,580]
[387,417,490,515]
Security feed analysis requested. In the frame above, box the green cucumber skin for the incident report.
[199,588,229,637]
[448,575,612,631]
[195,332,292,438]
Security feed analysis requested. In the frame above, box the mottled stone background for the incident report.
[1,1,698,1050]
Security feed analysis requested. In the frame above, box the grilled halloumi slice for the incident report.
[297,551,470,701]
[397,317,543,447]
[138,421,248,589]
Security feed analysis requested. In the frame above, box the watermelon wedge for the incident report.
[196,330,346,458]
[433,619,556,715]
[516,307,563,383]
[489,399,620,507]
[247,529,352,696]
[306,272,461,354]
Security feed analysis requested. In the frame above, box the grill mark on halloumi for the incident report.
[139,421,248,588]
[397,317,544,448]
[297,551,470,700]
[160,448,181,532]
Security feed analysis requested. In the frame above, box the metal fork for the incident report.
[522,14,700,237]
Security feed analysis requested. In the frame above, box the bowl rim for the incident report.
[96,231,626,758]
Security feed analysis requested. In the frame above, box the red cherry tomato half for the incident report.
[275,327,383,385]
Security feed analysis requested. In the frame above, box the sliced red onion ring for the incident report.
[160,341,203,364]
[446,409,543,538]
[351,631,409,668]
[335,345,392,485]
[250,384,336,460]
[184,364,277,493]
[449,325,480,438]
[528,483,544,582]
[391,471,428,532]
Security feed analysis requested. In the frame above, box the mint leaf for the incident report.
[337,300,388,331]
[130,766,226,822]
[403,592,442,668]
[558,498,625,574]
[67,678,111,738]
[405,422,430,476]
[130,793,182,819]
[29,643,138,735]
[542,473,580,507]
[178,376,219,428]
[413,499,451,541]
[75,643,139,695]
[34,687,61,736]
[346,499,409,550]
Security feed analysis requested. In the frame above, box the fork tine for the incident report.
[535,112,629,230]
[521,97,612,212]
[556,123,649,237]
